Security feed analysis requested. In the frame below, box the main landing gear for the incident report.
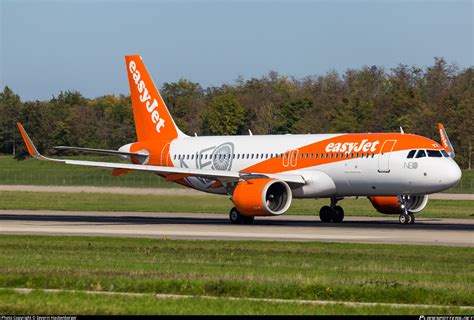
[319,198,344,223]
[229,207,255,225]
[398,195,415,225]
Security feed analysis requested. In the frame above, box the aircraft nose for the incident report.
[443,161,462,188]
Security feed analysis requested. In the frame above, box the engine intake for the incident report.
[233,178,292,216]
[368,195,429,215]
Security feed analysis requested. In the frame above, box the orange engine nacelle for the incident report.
[233,178,292,216]
[368,195,428,215]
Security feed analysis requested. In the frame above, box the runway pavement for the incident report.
[0,210,472,246]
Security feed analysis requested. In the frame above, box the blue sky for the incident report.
[1,0,472,101]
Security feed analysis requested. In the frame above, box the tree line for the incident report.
[0,58,472,169]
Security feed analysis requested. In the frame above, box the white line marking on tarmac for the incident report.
[3,288,473,310]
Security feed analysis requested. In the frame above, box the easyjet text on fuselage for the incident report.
[325,139,379,153]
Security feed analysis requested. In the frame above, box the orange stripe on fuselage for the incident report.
[242,133,441,174]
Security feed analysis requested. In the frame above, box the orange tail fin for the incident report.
[125,55,186,143]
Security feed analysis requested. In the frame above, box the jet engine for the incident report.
[232,178,292,216]
[368,195,429,214]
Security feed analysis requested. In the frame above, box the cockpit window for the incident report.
[427,150,442,158]
[407,150,416,159]
[440,149,450,157]
[415,150,426,158]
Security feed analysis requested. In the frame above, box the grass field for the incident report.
[0,235,472,315]
[0,156,174,188]
[0,155,472,193]
[0,191,472,218]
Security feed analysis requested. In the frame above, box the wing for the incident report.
[17,123,305,186]
[54,146,148,162]
[438,123,455,158]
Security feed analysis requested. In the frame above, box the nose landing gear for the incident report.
[399,195,415,224]
[399,213,415,224]
[319,198,344,223]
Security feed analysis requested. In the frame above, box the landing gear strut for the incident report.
[319,198,344,223]
[229,207,255,225]
[399,195,415,225]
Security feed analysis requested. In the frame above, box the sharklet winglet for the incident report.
[17,122,64,162]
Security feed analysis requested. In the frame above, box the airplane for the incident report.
[17,55,462,225]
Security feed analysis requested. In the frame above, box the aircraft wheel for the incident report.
[319,206,332,223]
[333,206,344,223]
[399,214,409,224]
[229,207,254,225]
[229,207,242,224]
[408,213,415,224]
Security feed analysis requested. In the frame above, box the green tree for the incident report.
[274,98,313,134]
[0,87,22,155]
[202,94,247,135]
[161,79,205,134]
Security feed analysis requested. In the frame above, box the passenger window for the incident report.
[415,150,426,158]
[407,150,416,159]
[427,150,442,158]
[441,149,450,157]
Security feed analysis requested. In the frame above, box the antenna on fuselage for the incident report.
[248,129,253,136]
[400,127,405,134]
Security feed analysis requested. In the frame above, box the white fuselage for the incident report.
[167,133,461,197]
